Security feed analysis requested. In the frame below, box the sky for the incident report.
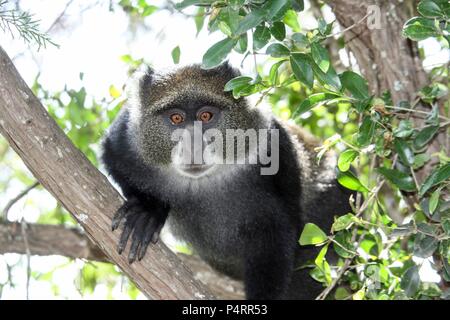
[0,0,447,299]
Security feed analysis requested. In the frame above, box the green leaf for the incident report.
[377,167,416,192]
[269,59,286,85]
[265,0,291,22]
[311,42,330,73]
[292,0,305,12]
[414,232,438,258]
[299,223,328,245]
[290,53,314,89]
[413,153,431,170]
[429,189,440,213]
[417,1,444,18]
[340,71,369,100]
[283,9,300,32]
[393,120,414,138]
[338,149,358,172]
[292,33,308,48]
[333,230,355,258]
[402,17,439,41]
[336,169,369,192]
[202,37,237,69]
[234,33,248,54]
[332,213,357,232]
[310,59,341,90]
[356,116,376,147]
[266,43,290,57]
[395,139,415,166]
[253,25,271,50]
[414,125,439,149]
[419,163,450,196]
[270,21,286,41]
[292,93,340,118]
[401,265,420,297]
[224,76,253,92]
[171,46,181,64]
[234,7,267,35]
[175,0,213,10]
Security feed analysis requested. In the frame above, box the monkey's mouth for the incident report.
[178,163,214,177]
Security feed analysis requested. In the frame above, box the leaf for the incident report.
[417,1,444,18]
[266,43,290,57]
[283,9,300,32]
[175,0,213,10]
[340,71,369,100]
[234,33,248,54]
[270,21,286,41]
[413,153,431,170]
[377,167,416,192]
[290,53,314,88]
[393,120,414,138]
[414,125,439,149]
[400,265,420,297]
[299,223,328,245]
[338,149,358,172]
[171,46,181,64]
[333,230,355,258]
[269,60,286,85]
[402,17,439,41]
[265,0,291,22]
[292,32,308,48]
[356,116,376,147]
[253,25,271,50]
[336,169,369,192]
[234,7,267,35]
[332,213,357,232]
[414,232,438,258]
[224,76,253,92]
[419,163,450,196]
[429,189,440,214]
[310,59,341,90]
[292,93,340,118]
[202,37,237,69]
[394,139,415,166]
[310,42,330,73]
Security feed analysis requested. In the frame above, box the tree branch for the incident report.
[0,221,108,262]
[0,45,213,300]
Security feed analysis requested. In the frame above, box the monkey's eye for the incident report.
[198,111,213,123]
[169,113,184,125]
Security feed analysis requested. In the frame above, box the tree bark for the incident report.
[0,45,213,300]
[0,221,108,262]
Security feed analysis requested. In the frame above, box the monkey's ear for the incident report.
[138,65,155,89]
[213,61,241,80]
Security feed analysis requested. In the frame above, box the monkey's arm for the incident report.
[101,109,169,263]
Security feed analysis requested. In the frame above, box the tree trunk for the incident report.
[0,45,213,300]
[328,0,447,182]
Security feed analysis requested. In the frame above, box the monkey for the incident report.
[100,63,354,299]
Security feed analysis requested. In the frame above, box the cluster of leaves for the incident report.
[173,0,450,299]
[0,0,57,50]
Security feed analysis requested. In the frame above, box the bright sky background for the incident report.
[0,0,447,299]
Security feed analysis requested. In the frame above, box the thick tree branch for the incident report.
[0,221,108,261]
[0,45,213,300]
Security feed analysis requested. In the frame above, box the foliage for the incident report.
[172,0,450,300]
[0,0,57,50]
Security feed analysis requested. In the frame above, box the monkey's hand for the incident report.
[111,197,168,263]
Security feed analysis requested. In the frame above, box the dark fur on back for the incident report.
[101,63,353,299]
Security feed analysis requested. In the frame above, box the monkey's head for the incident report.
[128,63,265,178]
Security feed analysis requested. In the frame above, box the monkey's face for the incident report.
[131,64,261,178]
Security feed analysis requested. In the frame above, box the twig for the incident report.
[325,11,371,39]
[1,181,39,220]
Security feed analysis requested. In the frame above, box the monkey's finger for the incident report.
[128,214,151,264]
[117,213,140,255]
[137,218,159,261]
[151,222,164,244]
[112,202,130,231]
